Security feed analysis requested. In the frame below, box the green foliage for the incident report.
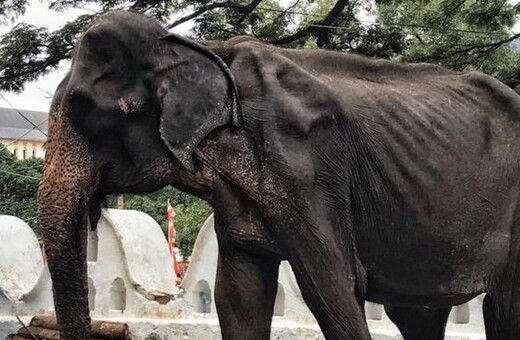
[3,0,520,91]
[0,0,29,22]
[0,147,42,231]
[193,0,292,42]
[0,14,93,91]
[106,188,212,258]
[369,0,520,89]
[173,199,212,258]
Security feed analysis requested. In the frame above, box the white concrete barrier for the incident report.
[0,216,44,302]
[0,211,486,339]
[0,216,55,340]
[85,209,185,320]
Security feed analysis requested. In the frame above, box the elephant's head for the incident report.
[37,10,241,337]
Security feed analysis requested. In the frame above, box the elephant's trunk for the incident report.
[37,106,96,339]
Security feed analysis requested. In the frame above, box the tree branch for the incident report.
[167,0,266,29]
[435,0,466,27]
[130,0,163,12]
[269,25,313,45]
[271,0,302,23]
[315,0,350,47]
[269,0,350,46]
[452,32,520,55]
[236,0,264,25]
[469,0,508,20]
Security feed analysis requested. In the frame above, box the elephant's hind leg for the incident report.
[482,213,520,340]
[483,274,520,339]
[482,235,520,339]
[384,305,450,340]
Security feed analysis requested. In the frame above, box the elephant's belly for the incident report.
[354,170,518,307]
[359,226,510,307]
[364,274,484,307]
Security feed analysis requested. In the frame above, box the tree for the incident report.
[173,198,212,257]
[0,147,42,231]
[2,1,520,90]
[3,1,519,91]
[372,0,520,91]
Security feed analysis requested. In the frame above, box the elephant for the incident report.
[37,9,520,340]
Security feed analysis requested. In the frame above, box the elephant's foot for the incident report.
[384,305,450,340]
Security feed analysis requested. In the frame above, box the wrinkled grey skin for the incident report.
[38,10,520,340]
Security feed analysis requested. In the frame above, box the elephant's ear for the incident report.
[157,34,242,171]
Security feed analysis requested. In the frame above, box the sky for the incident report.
[0,0,518,112]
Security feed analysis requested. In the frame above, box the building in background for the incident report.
[0,107,48,159]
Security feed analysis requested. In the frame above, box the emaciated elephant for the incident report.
[38,10,520,340]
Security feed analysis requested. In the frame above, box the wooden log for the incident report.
[28,316,130,340]
[91,322,130,340]
[18,326,59,339]
[7,335,32,340]
[8,335,104,340]
[29,316,58,330]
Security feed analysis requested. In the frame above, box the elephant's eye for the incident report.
[92,69,117,85]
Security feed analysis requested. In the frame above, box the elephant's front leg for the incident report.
[211,182,283,339]
[214,248,280,339]
[276,214,371,340]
